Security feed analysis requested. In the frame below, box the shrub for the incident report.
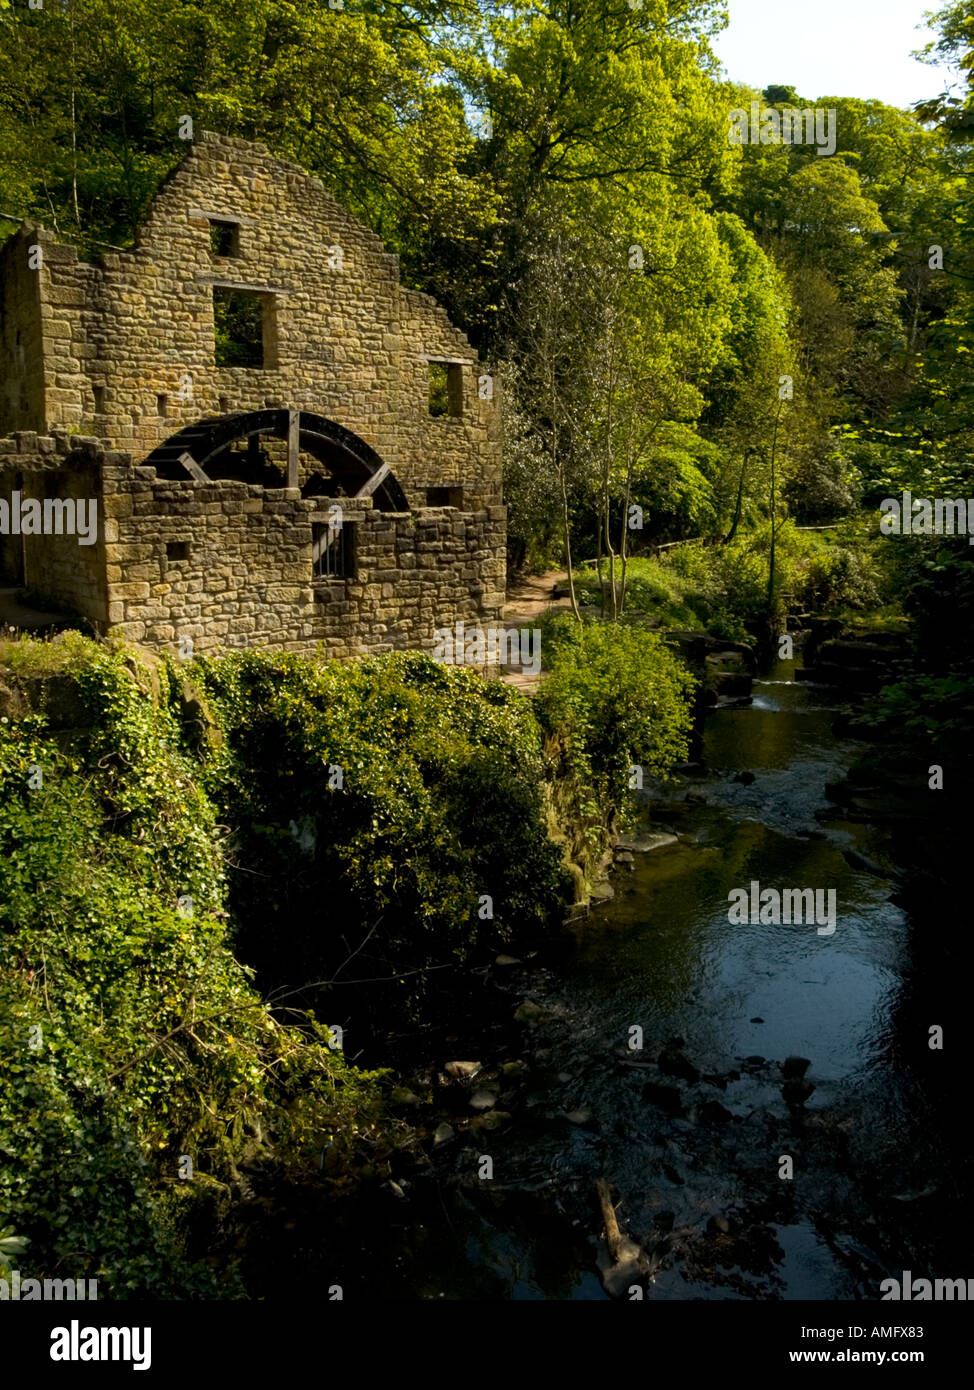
[788,540,881,613]
[0,642,390,1297]
[192,649,570,1020]
[536,614,695,810]
[0,632,693,1295]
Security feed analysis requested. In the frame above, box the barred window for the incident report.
[312,521,355,579]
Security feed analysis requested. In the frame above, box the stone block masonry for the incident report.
[0,133,505,657]
[103,460,505,657]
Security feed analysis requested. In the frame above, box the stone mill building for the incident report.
[0,132,506,658]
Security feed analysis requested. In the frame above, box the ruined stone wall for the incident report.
[0,434,109,623]
[11,132,501,516]
[102,459,505,657]
[399,287,502,513]
[0,133,508,657]
[21,463,107,625]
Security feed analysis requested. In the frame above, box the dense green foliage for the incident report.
[193,648,570,1020]
[569,527,883,641]
[1,0,970,634]
[0,632,695,1293]
[537,615,695,803]
[0,638,391,1296]
[1,0,973,1299]
[847,5,974,758]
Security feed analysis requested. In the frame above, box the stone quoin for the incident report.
[0,132,505,658]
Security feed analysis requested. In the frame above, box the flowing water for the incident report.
[315,657,965,1300]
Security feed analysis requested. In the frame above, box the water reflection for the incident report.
[338,660,957,1299]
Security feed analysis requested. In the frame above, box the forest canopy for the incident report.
[1,2,969,595]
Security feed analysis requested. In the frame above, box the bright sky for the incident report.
[712,0,956,109]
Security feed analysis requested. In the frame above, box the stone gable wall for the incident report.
[0,134,506,657]
[0,132,501,513]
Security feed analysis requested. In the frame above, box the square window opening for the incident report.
[166,540,191,563]
[312,521,356,580]
[209,220,240,257]
[213,288,269,369]
[425,486,463,508]
[429,362,463,418]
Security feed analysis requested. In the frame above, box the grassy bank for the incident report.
[570,523,889,640]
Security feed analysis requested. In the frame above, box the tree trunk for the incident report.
[617,430,636,617]
[766,402,784,617]
[561,462,582,621]
[723,451,750,546]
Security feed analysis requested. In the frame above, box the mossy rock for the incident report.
[120,646,168,705]
[565,860,587,903]
[175,675,223,755]
[20,673,90,727]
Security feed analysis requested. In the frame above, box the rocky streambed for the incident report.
[253,647,969,1301]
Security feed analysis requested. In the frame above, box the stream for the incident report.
[297,655,968,1301]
